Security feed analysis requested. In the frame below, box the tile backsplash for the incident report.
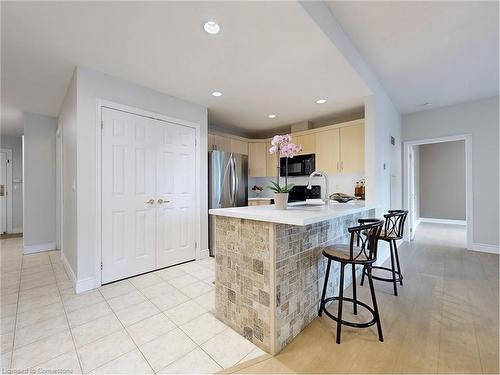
[249,172,364,198]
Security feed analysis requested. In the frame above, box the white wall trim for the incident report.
[23,242,56,254]
[470,243,499,254]
[199,248,210,260]
[61,251,96,294]
[61,251,77,287]
[419,218,467,226]
[95,99,202,288]
[1,148,13,234]
[403,134,473,250]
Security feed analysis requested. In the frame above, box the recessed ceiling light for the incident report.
[316,99,327,104]
[204,21,221,35]
[268,114,276,119]
[212,91,222,97]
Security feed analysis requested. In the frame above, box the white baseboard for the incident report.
[198,248,210,260]
[61,252,96,294]
[23,242,56,254]
[11,227,23,234]
[469,243,499,254]
[419,218,467,226]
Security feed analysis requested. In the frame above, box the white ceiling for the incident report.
[326,1,499,113]
[1,1,370,136]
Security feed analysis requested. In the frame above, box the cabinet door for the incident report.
[230,139,248,155]
[213,135,231,152]
[340,124,364,173]
[265,140,278,177]
[248,142,267,177]
[315,129,340,174]
[296,134,316,155]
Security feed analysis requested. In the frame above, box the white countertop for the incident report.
[209,200,377,226]
[248,197,273,201]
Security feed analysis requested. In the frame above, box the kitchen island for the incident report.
[209,201,376,354]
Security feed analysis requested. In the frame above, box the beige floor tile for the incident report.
[140,281,175,300]
[71,313,123,348]
[129,273,163,290]
[175,262,206,276]
[14,315,68,348]
[77,330,135,373]
[126,313,176,346]
[90,348,153,374]
[139,328,197,372]
[16,301,65,329]
[0,303,18,318]
[99,280,136,300]
[155,267,186,281]
[158,347,222,374]
[67,301,112,328]
[0,316,16,334]
[149,288,190,311]
[1,351,12,368]
[179,280,213,299]
[180,312,227,345]
[165,300,207,326]
[168,274,199,289]
[19,284,59,298]
[194,290,215,311]
[21,263,53,276]
[18,293,61,314]
[115,300,160,327]
[0,292,19,305]
[56,279,73,291]
[11,330,74,368]
[1,332,14,354]
[201,328,257,369]
[238,346,267,364]
[35,349,82,374]
[107,290,146,312]
[192,268,215,282]
[20,277,56,291]
[63,290,104,313]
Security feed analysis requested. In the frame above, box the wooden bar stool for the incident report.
[318,219,385,344]
[361,210,408,296]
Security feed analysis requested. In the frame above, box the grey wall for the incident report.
[403,96,499,247]
[69,66,208,282]
[419,141,466,220]
[23,113,57,249]
[1,135,23,232]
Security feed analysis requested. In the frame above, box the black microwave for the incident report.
[280,154,315,177]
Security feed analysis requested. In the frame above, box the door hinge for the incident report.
[410,227,413,233]
[101,120,104,130]
[195,139,197,146]
[100,261,103,270]
[195,241,197,249]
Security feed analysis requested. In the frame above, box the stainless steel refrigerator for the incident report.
[209,150,248,255]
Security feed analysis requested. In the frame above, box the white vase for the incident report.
[274,193,289,210]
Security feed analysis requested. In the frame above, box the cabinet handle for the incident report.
[337,161,339,172]
[341,161,343,171]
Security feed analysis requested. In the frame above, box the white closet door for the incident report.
[0,152,7,234]
[156,122,196,268]
[101,108,157,283]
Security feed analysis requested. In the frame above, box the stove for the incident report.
[288,185,321,202]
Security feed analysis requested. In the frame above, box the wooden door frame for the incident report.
[403,134,472,249]
[0,148,13,233]
[95,99,202,287]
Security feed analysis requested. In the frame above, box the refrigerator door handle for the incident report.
[233,156,239,204]
[229,154,236,205]
[221,155,232,208]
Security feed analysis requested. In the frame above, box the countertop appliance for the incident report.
[209,150,248,255]
[280,153,315,177]
[288,185,321,202]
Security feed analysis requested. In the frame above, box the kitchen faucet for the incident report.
[307,170,330,206]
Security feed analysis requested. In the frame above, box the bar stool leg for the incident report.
[336,263,345,344]
[352,264,357,315]
[367,265,383,342]
[318,259,331,316]
[393,240,403,285]
[389,240,398,296]
[360,265,366,286]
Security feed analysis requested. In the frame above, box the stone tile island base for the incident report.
[214,209,375,354]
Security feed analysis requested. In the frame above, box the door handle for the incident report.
[158,198,170,204]
[145,199,155,205]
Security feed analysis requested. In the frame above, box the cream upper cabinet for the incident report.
[315,128,340,174]
[294,134,316,155]
[265,140,278,177]
[213,134,231,152]
[230,138,248,155]
[208,133,216,151]
[248,142,267,177]
[340,124,364,173]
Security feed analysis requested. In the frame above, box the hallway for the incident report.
[228,223,499,374]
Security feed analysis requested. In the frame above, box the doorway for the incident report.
[0,148,13,234]
[100,106,198,284]
[404,134,472,249]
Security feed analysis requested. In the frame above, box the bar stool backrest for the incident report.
[384,210,408,239]
[349,219,384,262]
